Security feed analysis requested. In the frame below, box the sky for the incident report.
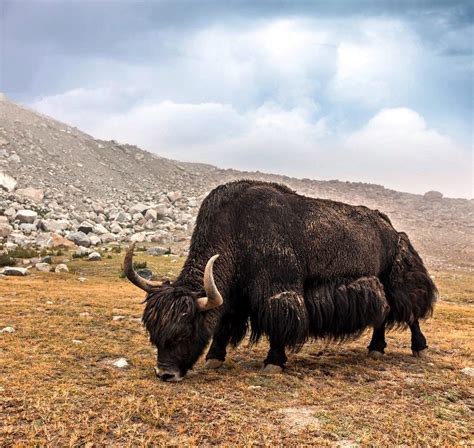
[1,1,473,198]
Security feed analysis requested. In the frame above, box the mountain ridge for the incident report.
[0,94,472,269]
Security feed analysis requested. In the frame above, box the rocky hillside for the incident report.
[0,94,472,269]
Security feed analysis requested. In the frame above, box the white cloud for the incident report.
[342,108,472,197]
[329,21,420,107]
[28,17,472,199]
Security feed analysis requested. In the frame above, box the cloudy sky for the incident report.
[1,1,473,197]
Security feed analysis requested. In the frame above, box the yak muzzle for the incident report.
[154,366,184,382]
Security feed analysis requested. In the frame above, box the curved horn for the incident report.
[123,243,162,293]
[196,254,223,311]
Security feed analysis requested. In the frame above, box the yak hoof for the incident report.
[204,359,224,369]
[412,348,428,358]
[263,364,283,374]
[368,350,384,360]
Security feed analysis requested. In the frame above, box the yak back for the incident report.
[185,180,399,289]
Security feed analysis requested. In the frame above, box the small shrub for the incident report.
[8,247,39,259]
[0,253,15,267]
[72,253,86,259]
[133,261,147,269]
[119,261,148,278]
[111,246,122,254]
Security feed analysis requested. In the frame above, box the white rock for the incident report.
[15,187,44,202]
[88,234,101,246]
[0,223,13,238]
[93,224,108,235]
[130,203,149,215]
[0,326,15,333]
[39,219,70,233]
[79,311,90,317]
[68,231,91,247]
[0,172,17,192]
[72,339,83,344]
[112,315,125,321]
[15,210,38,224]
[110,223,122,234]
[75,246,92,256]
[77,277,87,283]
[55,264,69,273]
[88,251,101,261]
[147,246,167,256]
[112,357,129,368]
[130,232,147,243]
[35,262,51,272]
[461,367,474,377]
[3,267,30,276]
[144,208,157,222]
[167,191,182,203]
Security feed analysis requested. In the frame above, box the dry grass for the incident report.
[1,253,473,446]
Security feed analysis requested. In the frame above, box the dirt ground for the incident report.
[0,253,473,446]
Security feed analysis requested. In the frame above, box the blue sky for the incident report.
[1,1,472,197]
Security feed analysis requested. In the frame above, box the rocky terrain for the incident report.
[0,93,472,272]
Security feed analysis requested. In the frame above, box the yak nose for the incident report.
[154,366,182,382]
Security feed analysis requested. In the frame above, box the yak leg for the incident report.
[367,322,387,359]
[410,319,428,358]
[259,290,308,372]
[205,310,248,369]
[204,328,230,369]
[263,343,287,373]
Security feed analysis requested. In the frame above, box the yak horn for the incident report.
[196,254,223,311]
[123,243,162,293]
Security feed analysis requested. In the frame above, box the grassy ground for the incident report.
[0,253,472,446]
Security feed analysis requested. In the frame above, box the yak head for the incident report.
[124,245,222,382]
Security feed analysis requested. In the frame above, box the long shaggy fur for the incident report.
[384,232,438,327]
[250,291,309,351]
[305,276,389,341]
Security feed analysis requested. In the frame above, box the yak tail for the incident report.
[305,276,390,341]
[384,232,438,327]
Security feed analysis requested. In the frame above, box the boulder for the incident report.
[144,208,157,222]
[167,191,182,203]
[423,191,443,201]
[55,264,69,273]
[39,219,70,233]
[75,246,92,256]
[110,223,122,234]
[0,172,17,192]
[15,187,44,202]
[88,251,101,261]
[89,234,101,246]
[67,231,91,247]
[35,262,51,272]
[0,223,13,238]
[77,221,94,234]
[130,232,147,243]
[51,233,76,248]
[15,210,38,224]
[129,203,149,215]
[93,223,108,235]
[115,211,131,223]
[3,266,31,276]
[147,246,168,256]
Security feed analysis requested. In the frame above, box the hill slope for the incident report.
[0,94,472,268]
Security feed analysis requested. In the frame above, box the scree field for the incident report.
[0,251,473,446]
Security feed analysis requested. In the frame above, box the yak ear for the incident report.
[195,255,223,312]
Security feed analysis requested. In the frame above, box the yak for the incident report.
[124,180,437,382]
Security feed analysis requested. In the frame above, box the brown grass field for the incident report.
[1,252,473,446]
